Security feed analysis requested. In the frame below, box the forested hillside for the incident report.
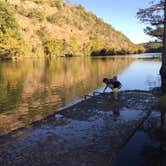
[0,0,145,59]
[141,41,163,53]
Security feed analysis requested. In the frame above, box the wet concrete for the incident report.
[0,91,157,166]
[111,111,166,166]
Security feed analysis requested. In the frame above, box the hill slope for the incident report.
[0,0,145,58]
[141,41,163,53]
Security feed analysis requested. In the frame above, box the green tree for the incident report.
[43,37,63,56]
[69,34,80,55]
[49,0,64,9]
[137,0,164,40]
[0,29,24,59]
[0,1,28,59]
[0,1,18,33]
[137,0,166,94]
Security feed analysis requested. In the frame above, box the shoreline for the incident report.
[0,52,161,62]
[0,90,158,165]
[0,90,153,137]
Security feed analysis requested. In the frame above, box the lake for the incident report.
[0,53,161,135]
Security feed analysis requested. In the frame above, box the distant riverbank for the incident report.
[0,51,148,61]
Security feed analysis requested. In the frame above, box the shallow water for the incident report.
[0,53,161,135]
[118,60,161,91]
[111,111,166,166]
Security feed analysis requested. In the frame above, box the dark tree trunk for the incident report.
[160,0,166,94]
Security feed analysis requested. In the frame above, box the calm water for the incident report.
[111,111,166,166]
[0,53,161,135]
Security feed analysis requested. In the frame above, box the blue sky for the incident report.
[71,0,153,44]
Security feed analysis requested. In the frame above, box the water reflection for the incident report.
[0,56,133,135]
[141,111,166,166]
[112,102,120,121]
[118,60,161,91]
[112,111,166,166]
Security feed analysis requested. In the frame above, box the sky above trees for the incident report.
[71,0,154,44]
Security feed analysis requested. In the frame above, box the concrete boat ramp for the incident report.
[0,91,157,166]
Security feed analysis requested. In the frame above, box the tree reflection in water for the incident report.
[0,57,133,135]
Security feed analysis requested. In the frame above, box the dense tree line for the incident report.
[141,41,163,53]
[0,1,29,60]
[0,0,145,59]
